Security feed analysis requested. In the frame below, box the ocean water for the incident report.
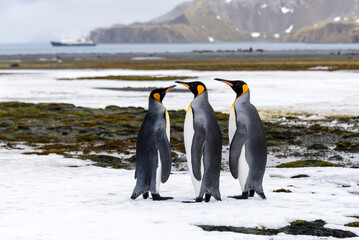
[1,42,359,55]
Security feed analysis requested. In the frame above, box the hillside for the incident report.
[90,0,359,43]
[285,21,359,43]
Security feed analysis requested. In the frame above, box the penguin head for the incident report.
[214,78,249,98]
[149,85,176,103]
[175,81,207,98]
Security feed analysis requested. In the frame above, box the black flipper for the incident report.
[151,193,173,201]
[229,191,249,199]
[191,125,207,181]
[229,124,248,179]
[155,129,172,183]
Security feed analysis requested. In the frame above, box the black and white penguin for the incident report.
[215,78,266,199]
[176,81,222,202]
[131,85,176,201]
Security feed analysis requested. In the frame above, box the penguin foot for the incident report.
[257,192,266,199]
[205,194,211,202]
[142,192,149,199]
[151,193,173,201]
[229,191,249,199]
[249,190,255,197]
[195,197,203,202]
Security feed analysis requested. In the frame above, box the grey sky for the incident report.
[0,0,188,43]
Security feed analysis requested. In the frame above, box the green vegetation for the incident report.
[345,222,359,228]
[198,219,357,238]
[1,102,358,169]
[2,59,359,71]
[335,141,359,153]
[58,75,198,81]
[273,188,292,193]
[276,160,341,168]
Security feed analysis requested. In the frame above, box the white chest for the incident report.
[183,104,202,197]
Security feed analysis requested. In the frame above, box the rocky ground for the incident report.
[0,102,358,170]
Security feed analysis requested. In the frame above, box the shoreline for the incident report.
[1,50,359,71]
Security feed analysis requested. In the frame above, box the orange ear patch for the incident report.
[241,84,249,96]
[197,85,205,96]
[153,93,161,102]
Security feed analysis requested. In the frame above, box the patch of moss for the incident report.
[198,219,357,238]
[273,188,292,193]
[345,222,359,228]
[58,75,198,81]
[335,141,359,153]
[3,59,359,72]
[267,140,282,146]
[276,160,341,168]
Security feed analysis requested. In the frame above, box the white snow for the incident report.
[216,15,221,20]
[0,147,358,240]
[251,32,261,38]
[225,0,232,3]
[1,69,358,117]
[334,16,341,22]
[261,4,268,9]
[285,24,294,33]
[208,36,214,42]
[281,7,294,14]
[274,33,280,38]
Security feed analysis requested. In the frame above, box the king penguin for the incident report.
[215,78,266,199]
[175,81,222,202]
[131,85,176,201]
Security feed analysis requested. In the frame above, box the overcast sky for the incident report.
[0,0,188,43]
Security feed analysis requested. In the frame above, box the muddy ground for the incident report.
[0,102,358,170]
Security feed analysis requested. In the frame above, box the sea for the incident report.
[1,42,359,55]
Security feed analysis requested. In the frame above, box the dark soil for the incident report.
[198,219,357,238]
[0,102,358,169]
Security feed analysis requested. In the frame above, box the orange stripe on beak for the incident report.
[165,87,173,94]
[179,83,190,88]
[222,81,233,86]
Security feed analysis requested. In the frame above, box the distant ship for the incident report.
[50,37,96,47]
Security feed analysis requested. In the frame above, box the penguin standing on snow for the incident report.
[176,81,222,202]
[215,78,266,199]
[131,85,176,201]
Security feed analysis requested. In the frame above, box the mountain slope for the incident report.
[90,0,359,43]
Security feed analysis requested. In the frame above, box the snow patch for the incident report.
[225,0,232,3]
[261,4,268,9]
[251,32,261,38]
[208,36,214,42]
[285,24,294,33]
[334,16,341,22]
[216,15,221,20]
[281,6,294,14]
[1,147,359,239]
[274,33,280,39]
